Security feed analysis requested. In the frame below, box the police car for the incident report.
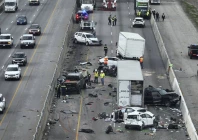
[132,17,145,27]
[75,10,89,23]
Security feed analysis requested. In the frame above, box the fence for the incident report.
[32,4,76,140]
[150,15,198,140]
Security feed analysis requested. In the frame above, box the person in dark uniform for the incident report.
[61,84,67,100]
[113,15,117,26]
[108,15,111,25]
[104,44,108,56]
[57,84,61,99]
[156,12,159,21]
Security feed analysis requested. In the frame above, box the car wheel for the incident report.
[86,42,89,46]
[18,75,21,80]
[74,39,78,44]
[165,101,171,107]
[139,125,143,131]
[4,78,7,81]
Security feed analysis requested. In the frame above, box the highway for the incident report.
[45,0,189,140]
[0,0,75,139]
[152,0,198,130]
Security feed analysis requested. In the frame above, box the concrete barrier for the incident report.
[150,15,198,140]
[32,4,77,140]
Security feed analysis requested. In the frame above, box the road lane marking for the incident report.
[111,40,113,44]
[37,9,39,11]
[111,32,112,35]
[75,45,90,140]
[11,21,13,23]
[0,0,61,129]
[130,19,131,21]
[1,66,4,69]
[9,54,11,57]
[33,15,35,17]
[129,12,130,15]
[6,28,8,30]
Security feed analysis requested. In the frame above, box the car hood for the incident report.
[89,38,98,41]
[21,40,34,43]
[5,71,20,75]
[0,39,11,41]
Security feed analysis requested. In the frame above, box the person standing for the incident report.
[100,70,105,86]
[162,13,165,21]
[94,69,99,83]
[56,83,61,99]
[104,44,108,56]
[139,56,144,69]
[61,83,67,100]
[156,12,159,21]
[113,15,117,26]
[108,15,111,25]
[152,9,156,19]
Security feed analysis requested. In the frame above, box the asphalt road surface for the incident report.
[44,0,189,140]
[0,0,75,139]
[152,0,198,131]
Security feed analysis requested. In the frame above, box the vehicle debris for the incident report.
[98,112,108,119]
[104,102,111,106]
[168,124,179,129]
[108,84,113,88]
[79,129,95,133]
[88,93,98,98]
[85,102,93,105]
[106,124,116,134]
[80,62,92,66]
[92,117,98,121]
[60,110,78,114]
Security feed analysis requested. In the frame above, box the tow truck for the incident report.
[102,0,116,11]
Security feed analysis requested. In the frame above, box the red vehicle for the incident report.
[75,10,89,23]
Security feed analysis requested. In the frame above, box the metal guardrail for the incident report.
[150,15,198,140]
[32,4,76,140]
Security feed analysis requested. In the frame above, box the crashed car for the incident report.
[0,94,6,113]
[132,17,145,27]
[73,32,102,46]
[144,85,181,107]
[124,110,157,130]
[96,64,117,77]
[98,56,119,66]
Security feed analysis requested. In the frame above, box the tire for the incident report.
[74,39,78,44]
[139,125,143,131]
[86,42,89,46]
[18,75,21,80]
[165,101,171,107]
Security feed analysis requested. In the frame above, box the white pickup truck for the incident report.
[20,34,36,48]
[0,34,14,48]
[73,32,102,46]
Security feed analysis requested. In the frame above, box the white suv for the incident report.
[4,64,21,80]
[20,34,36,49]
[132,17,145,28]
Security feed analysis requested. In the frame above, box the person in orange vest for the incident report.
[139,56,144,69]
[104,56,108,66]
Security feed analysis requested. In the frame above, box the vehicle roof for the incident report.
[127,110,153,116]
[14,52,25,55]
[135,17,144,20]
[22,34,33,36]
[7,64,19,68]
[120,32,145,40]
[0,34,11,36]
[31,24,39,26]
[5,0,16,2]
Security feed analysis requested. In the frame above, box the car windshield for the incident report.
[86,34,94,38]
[158,89,167,95]
[127,115,138,119]
[22,36,32,40]
[5,2,15,6]
[18,17,25,20]
[30,25,39,28]
[0,36,10,39]
[84,23,91,26]
[13,53,25,58]
[136,19,142,21]
[82,0,93,4]
[66,76,80,81]
[7,67,18,71]
[191,50,198,53]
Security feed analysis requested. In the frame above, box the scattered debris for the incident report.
[85,102,93,105]
[48,119,56,125]
[106,125,116,134]
[104,102,111,106]
[80,62,92,66]
[105,118,111,122]
[168,124,179,129]
[61,100,68,103]
[60,110,78,114]
[116,129,124,133]
[88,93,98,98]
[79,129,95,133]
[98,112,107,119]
[92,117,98,121]
[115,120,124,123]
[108,84,113,88]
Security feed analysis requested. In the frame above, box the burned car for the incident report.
[96,64,117,77]
[144,85,181,107]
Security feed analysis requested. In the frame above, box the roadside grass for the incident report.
[180,0,198,28]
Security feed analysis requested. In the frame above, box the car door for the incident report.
[145,114,153,125]
[81,34,86,43]
[77,33,82,42]
[152,91,161,103]
[140,114,148,126]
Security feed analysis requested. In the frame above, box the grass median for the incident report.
[180,0,198,28]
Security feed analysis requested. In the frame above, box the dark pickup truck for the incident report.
[144,85,181,107]
[63,72,87,94]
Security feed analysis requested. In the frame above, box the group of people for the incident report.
[152,9,165,21]
[93,69,105,86]
[108,15,117,26]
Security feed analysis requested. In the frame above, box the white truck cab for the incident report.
[0,94,6,113]
[124,111,156,130]
[4,0,18,12]
[80,0,95,13]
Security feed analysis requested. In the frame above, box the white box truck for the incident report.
[4,0,18,12]
[117,60,144,107]
[117,32,145,60]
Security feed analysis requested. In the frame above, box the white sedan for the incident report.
[4,64,21,80]
[98,57,119,66]
[132,17,145,27]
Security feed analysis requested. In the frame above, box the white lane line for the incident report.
[111,40,113,44]
[0,12,3,16]
[25,4,26,5]
[25,28,27,30]
[2,66,4,69]
[16,15,18,17]
[128,7,129,9]
[15,45,17,48]
[20,9,22,11]
[129,13,130,15]
[37,9,39,11]
[11,21,13,23]
[111,32,112,35]
[9,54,11,57]
[30,21,31,23]
[33,15,35,17]
[6,28,8,30]
[130,19,131,21]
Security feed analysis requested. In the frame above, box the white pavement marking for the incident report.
[37,9,39,11]
[128,7,129,9]
[6,28,8,30]
[25,4,26,5]
[111,32,112,35]
[11,21,13,23]
[9,54,11,57]
[129,13,130,15]
[2,66,4,69]
[0,12,3,16]
[30,21,31,23]
[130,19,131,21]
[25,28,27,30]
[111,40,113,44]
[20,9,22,11]
[15,45,17,48]
[16,15,18,17]
[33,15,35,17]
